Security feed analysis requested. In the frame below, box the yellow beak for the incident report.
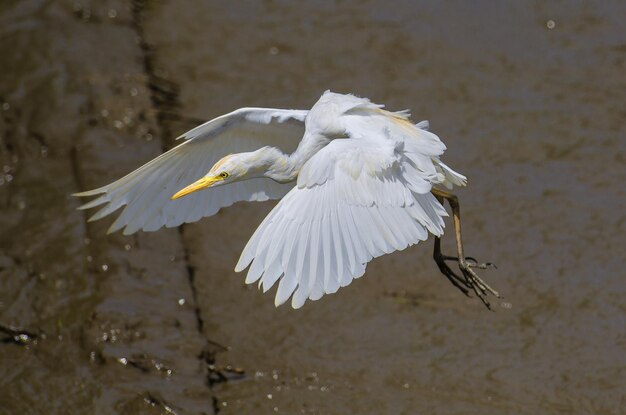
[171,176,223,200]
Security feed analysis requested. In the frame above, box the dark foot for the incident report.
[435,254,500,310]
[458,258,500,309]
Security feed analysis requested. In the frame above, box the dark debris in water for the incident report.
[201,346,245,387]
[207,364,246,386]
[0,323,40,346]
[142,392,179,415]
[116,353,174,377]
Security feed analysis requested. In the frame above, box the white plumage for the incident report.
[76,108,307,234]
[76,91,469,308]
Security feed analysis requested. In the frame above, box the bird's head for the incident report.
[171,148,279,200]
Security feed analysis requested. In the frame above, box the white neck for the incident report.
[263,132,331,183]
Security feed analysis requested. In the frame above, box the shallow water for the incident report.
[1,1,625,414]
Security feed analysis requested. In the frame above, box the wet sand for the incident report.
[1,1,625,414]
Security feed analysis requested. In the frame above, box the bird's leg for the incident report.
[431,188,500,309]
[432,236,472,296]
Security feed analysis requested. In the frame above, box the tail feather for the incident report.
[433,158,467,189]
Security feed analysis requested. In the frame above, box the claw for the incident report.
[459,261,500,298]
[465,259,498,270]
[433,252,500,309]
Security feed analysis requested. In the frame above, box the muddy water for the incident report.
[1,0,625,414]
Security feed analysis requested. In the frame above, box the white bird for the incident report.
[75,91,498,309]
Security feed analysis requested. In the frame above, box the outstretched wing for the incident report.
[235,135,450,309]
[74,108,307,235]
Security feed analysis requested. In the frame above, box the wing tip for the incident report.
[76,197,110,211]
[274,296,287,308]
[235,258,251,273]
[72,188,106,197]
[106,221,124,235]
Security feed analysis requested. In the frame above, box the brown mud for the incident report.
[1,1,624,414]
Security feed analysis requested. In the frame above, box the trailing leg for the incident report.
[431,188,499,309]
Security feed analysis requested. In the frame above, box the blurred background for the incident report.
[1,1,624,414]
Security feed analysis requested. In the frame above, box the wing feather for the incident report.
[261,259,283,294]
[237,134,453,308]
[74,108,307,234]
[308,217,322,292]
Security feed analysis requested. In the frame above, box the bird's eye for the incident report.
[219,172,229,178]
